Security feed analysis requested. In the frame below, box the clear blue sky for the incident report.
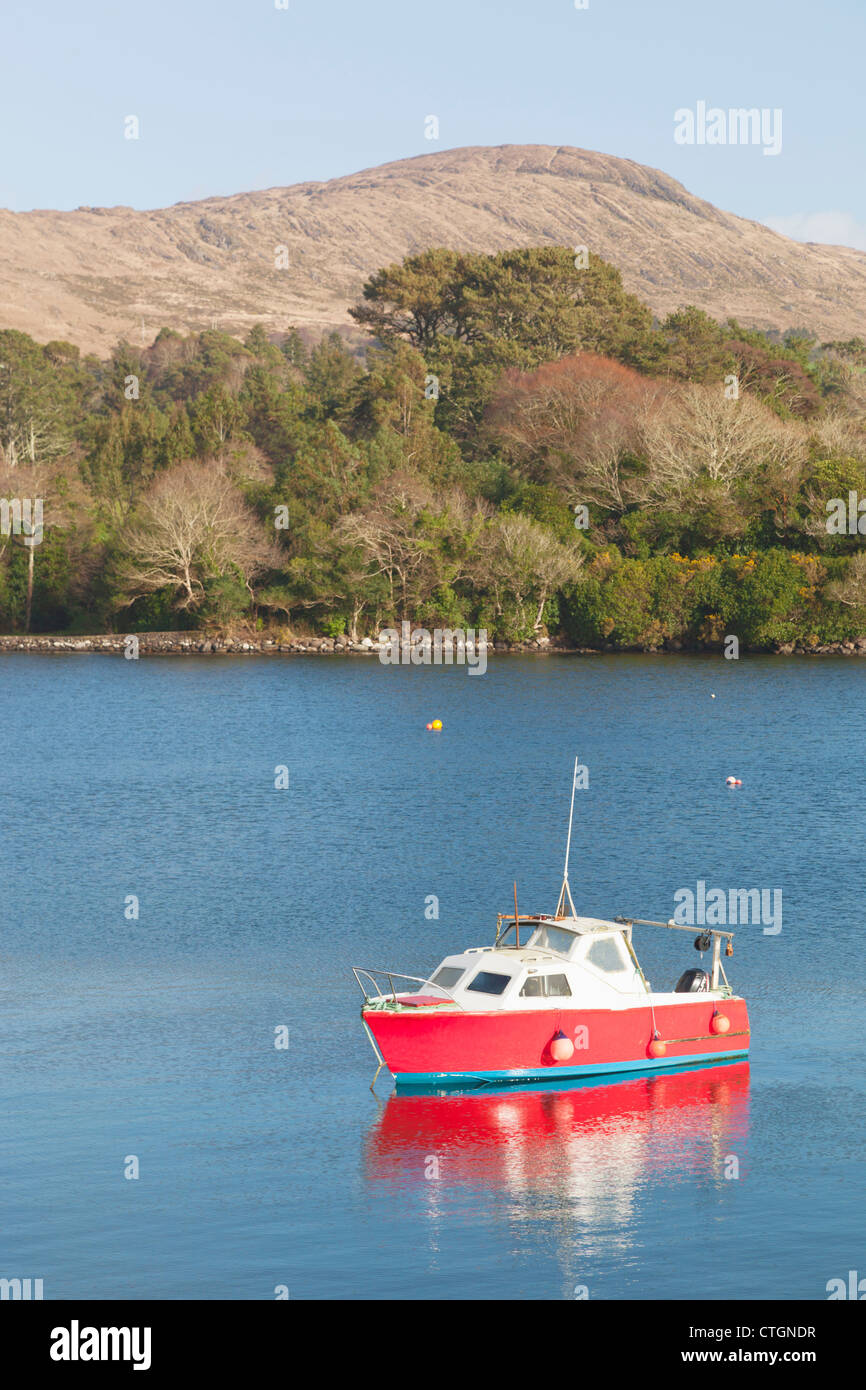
[2,0,864,247]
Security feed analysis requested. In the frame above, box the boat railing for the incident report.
[351,967,466,1011]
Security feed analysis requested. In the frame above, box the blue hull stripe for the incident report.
[395,1047,749,1089]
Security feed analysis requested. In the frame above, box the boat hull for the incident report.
[363,997,750,1089]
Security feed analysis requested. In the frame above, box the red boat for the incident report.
[354,761,751,1090]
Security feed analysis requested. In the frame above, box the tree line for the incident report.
[2,244,866,648]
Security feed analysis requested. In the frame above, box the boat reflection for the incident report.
[365,1061,750,1215]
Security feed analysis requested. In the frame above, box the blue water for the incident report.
[0,652,863,1300]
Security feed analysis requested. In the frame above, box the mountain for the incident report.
[1,144,864,356]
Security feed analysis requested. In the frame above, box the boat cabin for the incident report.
[416,913,731,1011]
[422,916,639,1011]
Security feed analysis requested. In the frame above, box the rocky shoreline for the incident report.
[1,631,866,657]
[0,631,550,656]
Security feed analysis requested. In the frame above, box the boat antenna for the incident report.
[554,756,579,919]
[513,881,520,948]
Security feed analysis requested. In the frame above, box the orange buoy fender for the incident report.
[711,1013,731,1034]
[648,1038,666,1058]
[550,1030,575,1062]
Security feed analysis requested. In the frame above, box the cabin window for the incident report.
[586,938,629,973]
[545,973,572,996]
[528,924,577,956]
[466,970,511,996]
[520,973,572,998]
[431,966,464,990]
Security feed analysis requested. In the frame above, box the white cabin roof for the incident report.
[557,915,626,934]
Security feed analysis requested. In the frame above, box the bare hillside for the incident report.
[0,144,862,354]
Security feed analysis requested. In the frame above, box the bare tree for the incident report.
[119,460,280,612]
[808,410,866,463]
[0,363,69,473]
[0,350,74,629]
[487,353,663,513]
[0,461,72,631]
[475,512,584,631]
[642,384,807,504]
[337,474,486,619]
